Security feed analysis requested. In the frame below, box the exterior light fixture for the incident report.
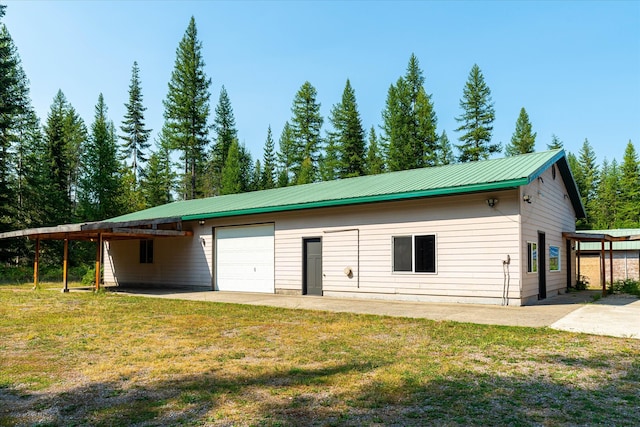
[486,198,498,208]
[523,195,532,204]
[198,220,205,226]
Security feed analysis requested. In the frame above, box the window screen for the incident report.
[393,236,412,272]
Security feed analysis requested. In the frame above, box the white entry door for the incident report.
[215,224,275,293]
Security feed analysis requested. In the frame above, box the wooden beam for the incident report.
[33,238,40,290]
[108,228,193,237]
[62,239,69,293]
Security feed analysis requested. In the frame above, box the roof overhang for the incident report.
[0,217,192,241]
[562,232,635,243]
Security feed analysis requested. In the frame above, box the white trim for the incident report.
[391,234,438,275]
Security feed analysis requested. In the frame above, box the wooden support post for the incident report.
[62,238,69,293]
[95,233,102,291]
[600,239,606,297]
[609,240,614,291]
[576,241,580,282]
[33,238,40,290]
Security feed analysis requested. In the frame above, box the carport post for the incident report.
[62,238,69,293]
[94,233,102,291]
[33,238,40,289]
[600,239,606,297]
[609,240,613,292]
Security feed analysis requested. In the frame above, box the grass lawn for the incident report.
[1,283,639,426]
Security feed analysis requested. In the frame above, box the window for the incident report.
[393,235,436,273]
[140,239,153,264]
[527,242,537,273]
[549,245,560,271]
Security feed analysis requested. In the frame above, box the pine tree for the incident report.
[204,86,239,196]
[365,126,385,175]
[573,139,599,229]
[618,140,640,227]
[212,85,237,169]
[261,126,276,190]
[328,79,365,178]
[251,159,262,191]
[162,16,211,200]
[297,157,314,185]
[382,54,438,171]
[505,107,536,156]
[277,122,295,187]
[42,90,87,226]
[593,158,620,229]
[78,94,123,221]
[238,142,253,193]
[547,134,564,150]
[319,136,340,181]
[290,82,323,182]
[436,130,454,165]
[220,139,242,195]
[141,136,176,208]
[455,64,498,162]
[0,21,38,262]
[120,61,151,184]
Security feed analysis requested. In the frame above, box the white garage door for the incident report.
[215,224,275,293]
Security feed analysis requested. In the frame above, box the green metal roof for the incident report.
[108,149,585,223]
[577,229,640,251]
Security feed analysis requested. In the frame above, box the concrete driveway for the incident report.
[549,294,640,339]
[110,288,639,339]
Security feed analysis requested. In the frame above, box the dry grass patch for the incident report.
[1,283,639,426]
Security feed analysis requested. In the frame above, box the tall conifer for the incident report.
[365,126,385,175]
[78,94,123,221]
[261,126,276,189]
[120,61,151,183]
[382,54,438,170]
[290,82,323,182]
[505,107,536,156]
[455,64,498,162]
[277,122,295,187]
[618,141,640,227]
[328,79,365,178]
[162,16,211,200]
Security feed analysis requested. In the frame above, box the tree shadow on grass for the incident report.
[1,355,639,426]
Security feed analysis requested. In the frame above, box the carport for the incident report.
[563,231,640,296]
[0,218,193,291]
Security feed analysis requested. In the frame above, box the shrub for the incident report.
[575,276,589,290]
[608,279,640,297]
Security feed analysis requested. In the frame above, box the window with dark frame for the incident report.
[139,239,154,264]
[393,235,436,273]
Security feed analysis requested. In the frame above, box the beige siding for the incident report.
[275,190,522,304]
[103,223,213,289]
[520,164,578,303]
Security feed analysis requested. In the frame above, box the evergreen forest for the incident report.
[0,9,638,269]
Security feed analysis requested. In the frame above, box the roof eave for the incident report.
[182,178,527,221]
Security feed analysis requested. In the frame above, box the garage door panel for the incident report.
[215,224,274,293]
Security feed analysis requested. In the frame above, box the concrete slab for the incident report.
[550,294,640,339]
[108,288,618,331]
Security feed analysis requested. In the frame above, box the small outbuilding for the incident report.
[95,149,585,305]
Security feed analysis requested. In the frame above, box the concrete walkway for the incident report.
[108,288,639,338]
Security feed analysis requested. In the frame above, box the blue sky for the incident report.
[3,1,639,165]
